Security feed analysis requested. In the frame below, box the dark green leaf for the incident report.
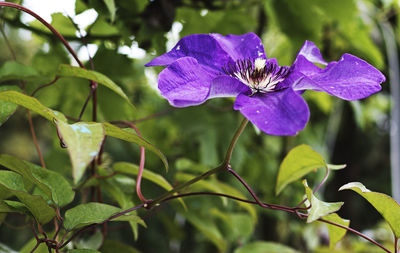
[0,171,55,224]
[57,64,134,109]
[0,61,39,82]
[64,202,122,230]
[0,85,20,126]
[0,154,75,206]
[100,240,140,253]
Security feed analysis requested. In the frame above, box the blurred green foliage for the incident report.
[0,0,397,252]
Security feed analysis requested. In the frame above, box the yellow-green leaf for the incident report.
[276,145,327,195]
[303,180,343,223]
[234,241,298,253]
[0,90,57,121]
[56,121,105,184]
[320,213,350,249]
[339,182,400,237]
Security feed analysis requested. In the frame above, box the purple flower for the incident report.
[145,33,385,135]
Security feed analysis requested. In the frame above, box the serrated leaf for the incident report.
[0,90,58,121]
[100,240,140,253]
[56,121,105,184]
[339,182,400,237]
[104,123,168,171]
[0,154,75,206]
[234,241,298,253]
[276,145,327,195]
[57,64,134,109]
[64,203,121,230]
[320,213,350,249]
[0,85,21,126]
[303,180,343,223]
[0,171,55,224]
[0,61,39,82]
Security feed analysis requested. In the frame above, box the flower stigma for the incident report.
[223,57,290,96]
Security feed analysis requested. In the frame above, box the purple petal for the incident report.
[294,54,385,100]
[210,33,266,61]
[297,41,327,66]
[145,33,266,72]
[233,89,310,136]
[209,76,250,98]
[158,57,215,107]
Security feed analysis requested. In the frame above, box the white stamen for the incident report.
[254,58,266,70]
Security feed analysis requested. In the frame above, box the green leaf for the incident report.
[0,171,56,224]
[339,182,400,237]
[0,90,58,121]
[113,162,172,191]
[276,144,327,195]
[234,241,298,253]
[68,250,101,253]
[3,200,30,215]
[56,121,105,184]
[89,16,120,36]
[0,61,39,82]
[20,237,48,253]
[104,123,168,171]
[100,240,140,253]
[176,172,257,222]
[320,213,350,249]
[100,177,143,240]
[303,180,343,223]
[57,64,134,109]
[64,202,121,230]
[0,85,20,126]
[327,164,346,170]
[103,0,116,22]
[0,154,75,206]
[50,13,77,36]
[183,211,227,252]
[113,162,186,210]
[0,242,19,253]
[75,230,103,250]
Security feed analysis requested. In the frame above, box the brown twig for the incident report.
[27,111,46,168]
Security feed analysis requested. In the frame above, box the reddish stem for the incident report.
[28,111,46,168]
[111,121,149,203]
[0,2,84,68]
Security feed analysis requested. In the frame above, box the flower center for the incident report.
[223,58,290,96]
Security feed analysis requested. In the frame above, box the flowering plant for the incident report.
[146,33,385,135]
